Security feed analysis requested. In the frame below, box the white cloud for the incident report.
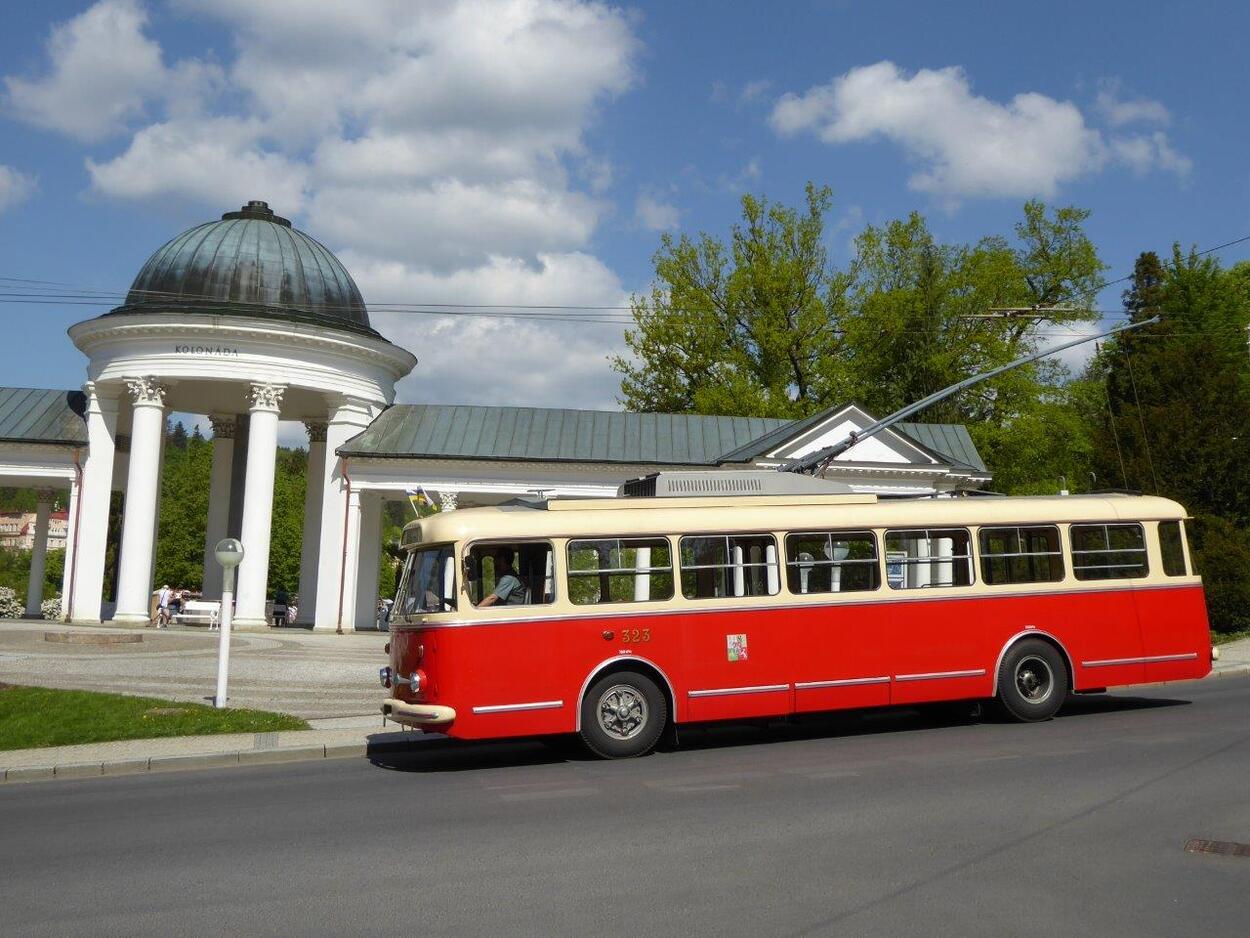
[739,79,773,105]
[9,0,643,408]
[634,191,680,230]
[86,117,309,210]
[0,165,37,214]
[350,251,630,408]
[1095,81,1170,127]
[1111,131,1192,177]
[4,0,166,141]
[772,62,1107,199]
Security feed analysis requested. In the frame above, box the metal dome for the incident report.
[109,201,376,336]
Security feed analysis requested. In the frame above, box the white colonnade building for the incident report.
[0,201,992,631]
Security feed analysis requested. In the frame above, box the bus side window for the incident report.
[883,529,974,589]
[679,534,780,599]
[567,538,674,605]
[1070,523,1148,580]
[1158,520,1187,576]
[784,531,879,594]
[978,526,1064,585]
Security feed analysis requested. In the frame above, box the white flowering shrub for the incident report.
[0,586,23,618]
[42,597,62,620]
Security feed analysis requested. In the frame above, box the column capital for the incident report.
[208,415,238,439]
[247,382,286,414]
[439,490,458,512]
[124,376,168,408]
[304,421,328,444]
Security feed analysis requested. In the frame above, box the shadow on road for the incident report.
[365,690,1193,773]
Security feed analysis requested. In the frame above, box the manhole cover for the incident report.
[1185,839,1250,858]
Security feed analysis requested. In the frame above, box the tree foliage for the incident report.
[614,186,1106,493]
[1088,249,1250,631]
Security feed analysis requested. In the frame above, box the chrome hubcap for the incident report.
[597,684,647,740]
[1015,655,1054,703]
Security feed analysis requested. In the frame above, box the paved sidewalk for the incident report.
[1212,634,1250,674]
[0,620,388,719]
[0,715,439,783]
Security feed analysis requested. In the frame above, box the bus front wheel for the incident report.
[579,671,667,758]
[995,638,1068,722]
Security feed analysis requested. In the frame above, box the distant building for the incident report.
[0,511,68,551]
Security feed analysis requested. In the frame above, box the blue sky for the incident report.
[1,0,1246,414]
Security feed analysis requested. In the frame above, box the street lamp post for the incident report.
[214,538,245,709]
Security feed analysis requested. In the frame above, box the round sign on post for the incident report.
[214,538,245,709]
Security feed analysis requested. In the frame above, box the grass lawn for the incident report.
[1213,629,1250,646]
[0,684,308,751]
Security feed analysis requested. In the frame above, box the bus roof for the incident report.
[401,492,1188,547]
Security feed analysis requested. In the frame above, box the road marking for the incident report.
[650,783,741,793]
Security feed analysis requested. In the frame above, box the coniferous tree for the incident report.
[1090,248,1250,631]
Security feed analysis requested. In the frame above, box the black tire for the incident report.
[579,670,667,759]
[995,638,1068,722]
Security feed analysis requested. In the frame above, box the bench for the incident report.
[174,599,220,629]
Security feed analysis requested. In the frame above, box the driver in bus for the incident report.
[477,548,528,607]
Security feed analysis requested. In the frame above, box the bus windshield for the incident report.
[399,544,457,614]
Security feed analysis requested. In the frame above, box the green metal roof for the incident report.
[340,403,985,472]
[0,388,87,446]
[896,422,986,472]
[340,405,789,465]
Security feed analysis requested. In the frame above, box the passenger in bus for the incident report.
[477,548,529,607]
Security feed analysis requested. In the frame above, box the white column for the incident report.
[913,535,932,589]
[353,492,382,630]
[113,377,168,624]
[295,421,327,624]
[25,490,54,617]
[936,536,955,587]
[632,546,652,602]
[60,474,79,621]
[233,383,285,629]
[314,397,377,631]
[69,382,118,623]
[201,416,236,599]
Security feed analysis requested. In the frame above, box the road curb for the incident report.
[1115,663,1250,693]
[1,734,432,784]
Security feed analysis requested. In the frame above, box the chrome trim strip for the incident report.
[471,700,564,715]
[794,676,890,690]
[395,582,1202,631]
[687,683,789,699]
[894,668,986,682]
[1081,652,1199,668]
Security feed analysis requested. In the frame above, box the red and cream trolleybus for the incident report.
[380,470,1215,758]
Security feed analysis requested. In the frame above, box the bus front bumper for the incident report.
[382,699,456,728]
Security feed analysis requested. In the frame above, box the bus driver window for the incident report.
[468,542,555,607]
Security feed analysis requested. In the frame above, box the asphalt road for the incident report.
[4,678,1250,937]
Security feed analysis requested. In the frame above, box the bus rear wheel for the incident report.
[995,639,1068,722]
[579,671,667,759]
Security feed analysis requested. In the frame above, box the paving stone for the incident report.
[5,765,55,782]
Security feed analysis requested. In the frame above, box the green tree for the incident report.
[613,183,849,417]
[1089,248,1250,631]
[614,187,1105,493]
